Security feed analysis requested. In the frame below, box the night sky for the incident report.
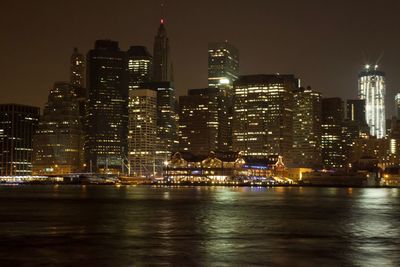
[1,0,400,115]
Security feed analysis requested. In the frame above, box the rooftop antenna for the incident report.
[160,2,165,24]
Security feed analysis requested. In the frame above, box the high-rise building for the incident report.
[33,82,83,175]
[208,41,239,89]
[232,74,298,161]
[85,40,128,174]
[128,89,157,177]
[0,104,40,176]
[321,98,345,169]
[70,47,85,88]
[179,88,221,156]
[346,99,367,125]
[127,46,153,89]
[358,64,386,138]
[153,18,173,82]
[292,86,322,168]
[395,93,400,118]
[140,82,178,167]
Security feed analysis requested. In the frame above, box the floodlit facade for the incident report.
[232,75,298,162]
[33,82,83,175]
[395,93,400,118]
[208,41,239,89]
[0,104,40,176]
[292,87,322,168]
[358,65,386,138]
[127,46,153,89]
[85,40,128,174]
[128,89,157,177]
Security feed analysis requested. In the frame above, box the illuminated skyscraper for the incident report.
[85,40,128,173]
[153,17,173,82]
[70,47,85,87]
[232,75,298,161]
[292,86,322,168]
[179,88,221,156]
[128,89,157,177]
[0,104,40,176]
[208,41,239,88]
[127,46,153,89]
[321,98,345,169]
[33,82,83,175]
[358,65,386,138]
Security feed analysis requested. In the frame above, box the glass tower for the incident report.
[358,65,386,138]
[127,46,153,89]
[208,41,239,88]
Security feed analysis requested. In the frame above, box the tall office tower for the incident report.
[208,41,239,89]
[292,86,322,168]
[395,93,400,118]
[85,40,128,173]
[153,17,173,82]
[140,82,178,167]
[321,98,345,169]
[358,64,386,138]
[70,47,85,87]
[346,99,369,136]
[127,46,153,89]
[0,104,39,176]
[33,82,83,175]
[232,75,298,161]
[128,89,157,177]
[179,88,221,156]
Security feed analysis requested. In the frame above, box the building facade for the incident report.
[208,41,239,89]
[153,18,173,82]
[179,88,220,156]
[85,40,128,173]
[70,47,85,88]
[33,82,83,175]
[127,46,153,89]
[292,86,322,168]
[321,98,345,169]
[0,104,40,176]
[358,65,386,138]
[128,89,157,177]
[232,75,298,162]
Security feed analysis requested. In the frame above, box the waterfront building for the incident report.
[153,17,173,82]
[85,40,128,173]
[70,47,85,88]
[33,82,83,175]
[179,88,221,155]
[127,46,153,90]
[140,82,178,169]
[208,41,239,89]
[321,98,345,169]
[358,64,386,138]
[232,74,298,162]
[128,89,157,177]
[292,86,322,168]
[0,104,40,176]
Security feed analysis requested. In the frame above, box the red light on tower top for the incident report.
[161,18,164,24]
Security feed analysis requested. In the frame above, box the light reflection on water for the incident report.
[0,185,399,266]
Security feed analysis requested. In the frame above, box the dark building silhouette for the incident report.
[292,86,322,168]
[232,75,298,163]
[321,98,345,169]
[127,46,153,89]
[33,82,83,175]
[179,88,221,156]
[0,104,40,176]
[153,18,173,82]
[70,47,85,88]
[85,40,128,173]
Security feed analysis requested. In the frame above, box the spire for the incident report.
[160,2,165,24]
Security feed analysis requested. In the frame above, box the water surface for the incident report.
[0,185,399,266]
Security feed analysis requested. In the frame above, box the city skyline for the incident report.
[1,0,400,116]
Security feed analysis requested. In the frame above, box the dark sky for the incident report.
[1,0,400,115]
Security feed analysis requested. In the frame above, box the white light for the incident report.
[219,78,230,85]
[365,64,370,69]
